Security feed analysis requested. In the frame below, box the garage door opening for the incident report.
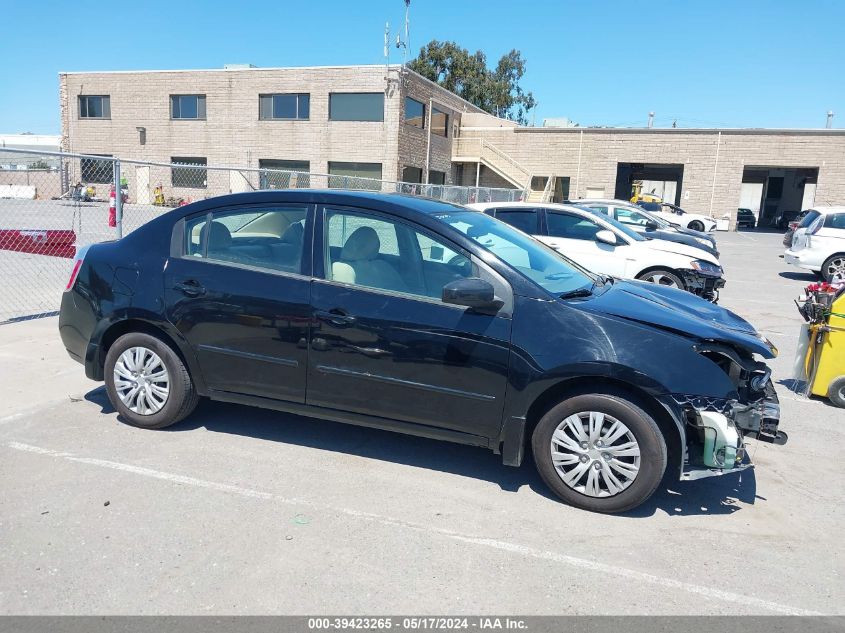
[741,167,818,228]
[615,163,684,205]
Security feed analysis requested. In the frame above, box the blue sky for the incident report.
[1,0,842,133]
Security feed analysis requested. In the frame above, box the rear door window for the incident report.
[546,211,602,241]
[185,206,309,274]
[492,208,540,234]
[825,214,845,230]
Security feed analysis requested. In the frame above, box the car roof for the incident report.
[169,190,471,219]
[467,201,598,215]
[806,206,845,215]
[566,198,637,207]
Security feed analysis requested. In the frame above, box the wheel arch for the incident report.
[821,252,845,281]
[634,265,686,288]
[517,376,684,476]
[93,318,206,394]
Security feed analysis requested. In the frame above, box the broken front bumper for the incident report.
[672,380,785,480]
[681,271,726,302]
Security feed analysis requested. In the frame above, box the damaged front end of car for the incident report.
[671,341,787,480]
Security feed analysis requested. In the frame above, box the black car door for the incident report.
[306,204,513,439]
[164,203,313,403]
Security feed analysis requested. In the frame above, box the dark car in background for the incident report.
[58,190,785,514]
[737,208,757,229]
[783,210,811,246]
[775,210,802,230]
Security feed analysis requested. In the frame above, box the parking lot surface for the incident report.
[0,230,843,615]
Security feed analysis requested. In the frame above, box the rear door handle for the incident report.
[174,279,206,297]
[315,308,356,327]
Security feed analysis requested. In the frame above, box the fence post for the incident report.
[113,159,123,238]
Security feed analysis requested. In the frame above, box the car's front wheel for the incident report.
[688,220,705,232]
[104,332,199,429]
[532,392,667,513]
[636,269,685,290]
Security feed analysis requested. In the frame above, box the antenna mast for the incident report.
[403,0,411,67]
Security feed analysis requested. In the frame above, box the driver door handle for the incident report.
[315,308,357,327]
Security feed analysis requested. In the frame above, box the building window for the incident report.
[404,97,425,129]
[258,159,311,189]
[259,94,310,120]
[402,166,423,183]
[328,161,382,190]
[329,93,384,122]
[78,96,110,119]
[170,95,206,120]
[431,107,448,137]
[171,157,207,189]
[80,154,113,183]
[429,170,446,185]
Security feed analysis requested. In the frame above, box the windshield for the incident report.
[435,211,595,296]
[569,205,645,242]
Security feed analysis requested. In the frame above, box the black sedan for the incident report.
[59,191,784,513]
[737,208,757,229]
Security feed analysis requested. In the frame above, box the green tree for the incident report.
[409,41,537,125]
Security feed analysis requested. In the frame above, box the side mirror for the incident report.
[442,277,503,314]
[645,220,659,230]
[594,229,618,246]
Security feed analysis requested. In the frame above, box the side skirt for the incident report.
[207,389,492,450]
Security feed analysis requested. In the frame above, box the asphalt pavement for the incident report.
[0,229,842,615]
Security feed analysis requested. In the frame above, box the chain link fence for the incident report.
[0,147,522,323]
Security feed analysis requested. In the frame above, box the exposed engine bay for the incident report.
[672,342,786,479]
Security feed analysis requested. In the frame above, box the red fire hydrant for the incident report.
[108,187,116,228]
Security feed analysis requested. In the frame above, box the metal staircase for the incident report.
[453,138,554,202]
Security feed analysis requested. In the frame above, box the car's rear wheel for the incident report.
[688,220,705,232]
[636,269,685,290]
[532,392,667,513]
[104,332,198,429]
[822,255,845,283]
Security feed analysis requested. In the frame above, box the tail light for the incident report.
[64,245,89,292]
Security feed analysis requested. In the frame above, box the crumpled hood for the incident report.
[641,237,721,265]
[577,280,776,358]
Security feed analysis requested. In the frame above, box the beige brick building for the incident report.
[61,64,845,226]
[60,64,484,201]
[453,112,845,226]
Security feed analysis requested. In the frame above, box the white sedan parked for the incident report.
[467,202,725,301]
[784,206,845,281]
[642,202,718,233]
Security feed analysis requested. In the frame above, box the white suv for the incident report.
[467,202,725,301]
[784,206,845,281]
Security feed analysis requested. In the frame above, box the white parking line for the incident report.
[5,440,822,616]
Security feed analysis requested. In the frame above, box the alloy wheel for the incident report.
[549,411,641,497]
[113,346,170,415]
[826,258,845,282]
[642,272,679,287]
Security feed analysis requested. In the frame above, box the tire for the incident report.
[821,254,845,283]
[688,220,705,232]
[636,268,685,290]
[104,332,198,429]
[827,376,845,408]
[531,392,667,513]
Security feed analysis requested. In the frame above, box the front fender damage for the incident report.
[672,378,786,481]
